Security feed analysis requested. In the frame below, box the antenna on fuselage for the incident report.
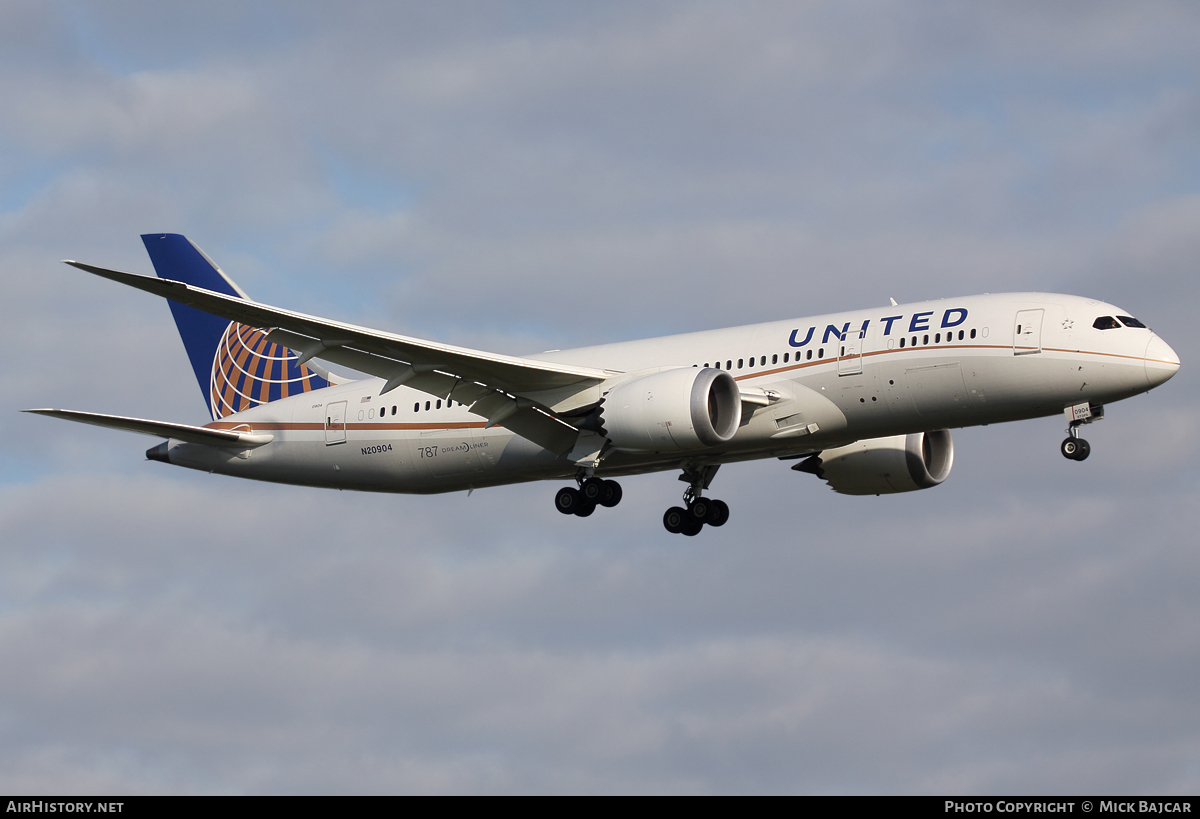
[889,297,898,306]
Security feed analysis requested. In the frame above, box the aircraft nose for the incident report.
[1145,334,1180,388]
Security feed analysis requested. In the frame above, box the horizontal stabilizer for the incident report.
[24,409,274,448]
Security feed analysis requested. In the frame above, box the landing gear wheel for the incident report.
[708,499,730,527]
[663,507,688,534]
[555,487,582,515]
[680,519,703,537]
[580,477,606,503]
[575,501,596,517]
[1061,438,1091,461]
[688,498,711,521]
[599,480,623,508]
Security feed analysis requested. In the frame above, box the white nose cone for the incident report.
[1145,334,1180,387]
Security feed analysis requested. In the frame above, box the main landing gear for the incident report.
[555,472,623,518]
[1061,423,1091,462]
[662,465,729,536]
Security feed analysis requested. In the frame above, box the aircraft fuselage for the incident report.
[161,292,1179,493]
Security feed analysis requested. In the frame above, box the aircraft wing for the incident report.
[63,261,609,454]
[24,409,274,448]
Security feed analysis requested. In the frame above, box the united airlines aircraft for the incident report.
[28,234,1180,535]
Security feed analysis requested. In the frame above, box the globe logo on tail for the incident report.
[209,322,330,419]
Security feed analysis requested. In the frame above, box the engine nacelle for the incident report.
[797,430,954,495]
[600,367,742,453]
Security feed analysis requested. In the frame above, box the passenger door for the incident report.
[838,325,864,376]
[325,400,347,445]
[1014,309,1044,356]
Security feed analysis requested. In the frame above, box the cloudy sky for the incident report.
[2,0,1198,794]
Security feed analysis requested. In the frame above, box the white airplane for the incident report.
[28,234,1180,535]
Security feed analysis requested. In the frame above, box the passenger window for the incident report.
[413,403,419,412]
[772,354,778,364]
[425,401,430,411]
[900,338,905,348]
[911,336,917,346]
[935,333,941,343]
[760,356,766,366]
[738,359,743,369]
[806,349,813,360]
[436,400,442,409]
[1118,316,1146,328]
[783,353,789,362]
[970,329,976,339]
[727,360,732,370]
[923,334,929,345]
[704,362,710,368]
[1093,316,1121,330]
[958,330,964,340]
[747,357,754,368]
[818,348,824,359]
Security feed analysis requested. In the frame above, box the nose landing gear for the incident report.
[1061,402,1102,461]
[662,465,729,535]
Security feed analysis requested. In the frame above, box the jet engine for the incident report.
[795,430,954,495]
[599,367,742,453]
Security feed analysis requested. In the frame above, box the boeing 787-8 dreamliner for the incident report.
[28,234,1180,535]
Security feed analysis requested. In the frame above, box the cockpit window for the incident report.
[1117,316,1146,329]
[1093,316,1121,330]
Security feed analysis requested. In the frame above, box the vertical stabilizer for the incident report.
[141,233,333,420]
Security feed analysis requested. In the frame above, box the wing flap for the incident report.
[24,409,274,448]
[497,407,580,455]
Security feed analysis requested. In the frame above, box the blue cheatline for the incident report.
[141,233,330,420]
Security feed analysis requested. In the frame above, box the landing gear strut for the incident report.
[663,465,729,536]
[554,471,623,518]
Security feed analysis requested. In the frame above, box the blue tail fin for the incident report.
[141,233,332,420]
